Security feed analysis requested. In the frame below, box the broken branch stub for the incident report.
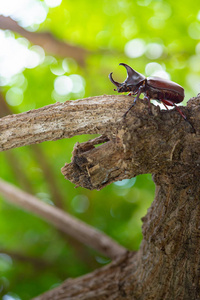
[61,97,200,190]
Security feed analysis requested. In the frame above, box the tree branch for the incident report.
[0,248,51,269]
[61,97,199,189]
[0,179,126,259]
[0,95,136,151]
[0,95,198,153]
[0,16,88,65]
[0,95,199,189]
[33,251,134,300]
[0,92,65,206]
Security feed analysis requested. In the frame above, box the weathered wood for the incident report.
[34,175,200,300]
[61,97,200,190]
[0,95,198,153]
[0,94,200,300]
[0,95,135,151]
[35,96,200,299]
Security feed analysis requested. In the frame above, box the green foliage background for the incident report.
[0,0,199,299]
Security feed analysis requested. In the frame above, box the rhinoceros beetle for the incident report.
[109,63,194,131]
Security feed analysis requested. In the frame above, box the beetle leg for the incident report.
[173,104,195,132]
[173,104,187,120]
[123,96,138,118]
[162,102,169,110]
[143,94,152,114]
[123,85,143,118]
[162,100,195,132]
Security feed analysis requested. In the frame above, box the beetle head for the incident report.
[109,63,145,93]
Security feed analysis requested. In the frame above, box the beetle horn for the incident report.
[119,63,136,77]
[119,63,145,84]
[108,72,121,87]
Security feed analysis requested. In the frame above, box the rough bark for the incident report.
[34,96,200,300]
[0,95,145,151]
[0,95,199,299]
[61,97,199,190]
[0,95,198,153]
[34,177,200,300]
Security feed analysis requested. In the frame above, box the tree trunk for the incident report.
[34,175,200,300]
[0,95,199,299]
[37,97,200,299]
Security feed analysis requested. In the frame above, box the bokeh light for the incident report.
[25,45,45,69]
[50,59,66,76]
[6,87,24,106]
[0,254,13,272]
[71,195,90,213]
[54,76,73,96]
[53,74,85,100]
[145,62,164,76]
[44,0,62,8]
[0,31,45,84]
[69,74,85,93]
[0,0,48,28]
[188,22,200,40]
[145,43,163,59]
[186,74,200,95]
[124,38,146,58]
[2,293,21,300]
